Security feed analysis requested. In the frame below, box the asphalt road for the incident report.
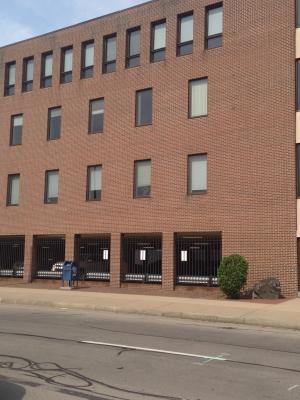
[0,305,300,400]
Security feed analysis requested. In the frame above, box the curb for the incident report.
[1,296,300,332]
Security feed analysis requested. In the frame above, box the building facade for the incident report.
[0,0,298,296]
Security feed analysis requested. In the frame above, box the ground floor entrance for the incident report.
[0,236,25,278]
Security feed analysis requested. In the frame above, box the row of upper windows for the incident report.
[3,3,223,96]
[6,78,208,146]
[5,154,208,206]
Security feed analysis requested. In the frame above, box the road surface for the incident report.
[0,304,300,399]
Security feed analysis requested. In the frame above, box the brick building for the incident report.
[0,0,299,296]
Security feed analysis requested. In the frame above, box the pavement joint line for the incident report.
[81,340,227,361]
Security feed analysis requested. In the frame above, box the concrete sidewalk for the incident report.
[1,286,300,330]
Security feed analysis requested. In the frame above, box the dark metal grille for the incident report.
[122,235,162,283]
[75,235,110,281]
[35,236,65,279]
[175,233,222,286]
[0,236,25,277]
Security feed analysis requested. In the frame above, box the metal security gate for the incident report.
[122,235,162,283]
[75,235,110,281]
[175,233,221,286]
[0,236,25,277]
[35,236,65,278]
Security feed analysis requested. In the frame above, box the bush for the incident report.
[218,254,248,299]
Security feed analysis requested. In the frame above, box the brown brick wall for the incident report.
[0,0,298,296]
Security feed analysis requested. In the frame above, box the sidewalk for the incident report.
[1,286,300,330]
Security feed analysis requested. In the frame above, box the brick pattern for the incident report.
[0,0,298,296]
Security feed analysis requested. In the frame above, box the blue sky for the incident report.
[0,0,146,46]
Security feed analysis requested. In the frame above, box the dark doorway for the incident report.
[75,235,110,281]
[121,235,162,283]
[0,236,25,277]
[175,233,221,286]
[34,236,65,278]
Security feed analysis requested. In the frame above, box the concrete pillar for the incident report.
[65,233,74,260]
[162,232,175,290]
[23,234,34,283]
[110,232,121,288]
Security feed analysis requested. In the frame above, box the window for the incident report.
[81,41,94,79]
[87,165,102,201]
[60,46,73,83]
[103,34,117,73]
[297,0,300,28]
[89,98,104,133]
[188,154,207,194]
[297,60,300,111]
[7,174,20,206]
[10,115,23,146]
[45,170,59,204]
[4,62,16,96]
[134,160,151,198]
[206,3,223,49]
[22,57,34,92]
[297,145,300,198]
[48,107,62,140]
[151,20,166,62]
[189,78,208,118]
[41,52,53,88]
[126,27,141,68]
[177,12,193,56]
[136,89,152,126]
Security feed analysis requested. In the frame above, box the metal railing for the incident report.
[0,236,25,278]
[75,235,110,281]
[35,236,65,279]
[121,235,162,283]
[175,233,221,286]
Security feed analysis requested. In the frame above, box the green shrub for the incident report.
[218,254,248,299]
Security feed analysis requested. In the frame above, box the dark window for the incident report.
[151,20,166,62]
[7,174,20,206]
[136,89,152,126]
[297,60,300,111]
[87,165,102,201]
[10,114,23,146]
[297,145,300,197]
[134,160,151,198]
[48,107,62,140]
[177,12,193,56]
[41,52,53,88]
[297,0,300,27]
[189,78,208,118]
[188,154,208,194]
[22,57,34,92]
[126,27,141,68]
[60,46,73,83]
[103,34,117,73]
[45,170,59,204]
[81,40,94,79]
[89,98,104,133]
[205,3,223,49]
[4,62,16,96]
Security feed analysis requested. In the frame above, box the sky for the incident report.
[0,0,147,47]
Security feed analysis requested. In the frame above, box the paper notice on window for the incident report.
[140,250,146,261]
[181,251,188,262]
[103,249,109,260]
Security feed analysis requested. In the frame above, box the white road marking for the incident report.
[81,340,227,361]
[288,385,299,392]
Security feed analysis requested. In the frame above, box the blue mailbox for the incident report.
[62,261,77,287]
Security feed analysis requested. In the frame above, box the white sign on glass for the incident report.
[181,251,188,262]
